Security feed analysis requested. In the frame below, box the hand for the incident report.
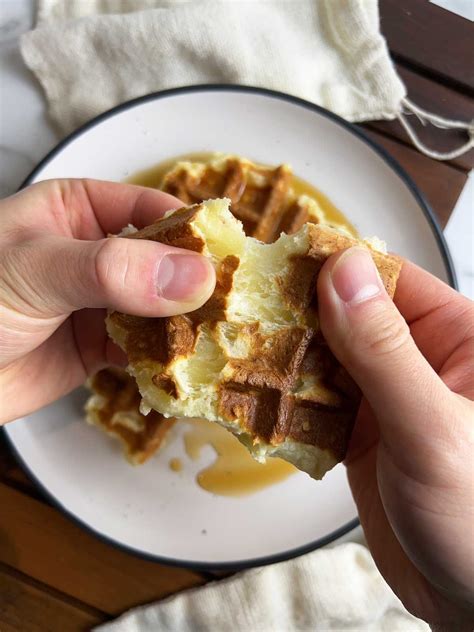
[317,247,474,629]
[0,179,215,424]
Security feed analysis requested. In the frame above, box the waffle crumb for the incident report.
[85,368,175,464]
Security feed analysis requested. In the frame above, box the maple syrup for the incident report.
[180,419,295,496]
[169,457,183,472]
[128,152,356,235]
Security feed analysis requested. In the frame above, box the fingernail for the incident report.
[331,247,382,305]
[156,254,213,301]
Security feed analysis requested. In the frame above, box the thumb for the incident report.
[4,234,215,318]
[317,246,452,451]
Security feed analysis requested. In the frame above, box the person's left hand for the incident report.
[0,179,216,424]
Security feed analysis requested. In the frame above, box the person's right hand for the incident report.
[317,249,474,629]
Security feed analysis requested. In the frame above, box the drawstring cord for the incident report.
[397,97,474,161]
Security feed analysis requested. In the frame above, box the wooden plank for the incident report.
[366,65,474,172]
[0,431,43,499]
[0,432,18,478]
[379,0,474,92]
[0,565,105,632]
[2,465,37,491]
[0,482,205,616]
[362,128,467,228]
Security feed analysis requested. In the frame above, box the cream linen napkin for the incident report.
[95,543,429,631]
[21,0,406,136]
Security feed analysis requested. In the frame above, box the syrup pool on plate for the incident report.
[171,419,296,497]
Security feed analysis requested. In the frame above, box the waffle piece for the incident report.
[86,156,342,464]
[106,199,401,479]
[161,155,332,243]
[85,368,175,464]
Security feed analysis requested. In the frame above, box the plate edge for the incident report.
[8,83,456,569]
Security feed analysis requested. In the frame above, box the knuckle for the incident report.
[358,311,411,359]
[93,238,121,294]
[93,238,136,299]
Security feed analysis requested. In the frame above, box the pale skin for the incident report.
[0,180,473,628]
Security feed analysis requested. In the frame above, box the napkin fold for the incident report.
[22,0,406,136]
[95,543,429,631]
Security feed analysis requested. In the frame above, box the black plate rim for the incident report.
[4,83,457,572]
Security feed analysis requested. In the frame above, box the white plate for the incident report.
[4,86,455,569]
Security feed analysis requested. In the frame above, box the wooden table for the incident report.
[1,1,472,629]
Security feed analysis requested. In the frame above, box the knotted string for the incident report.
[397,97,474,161]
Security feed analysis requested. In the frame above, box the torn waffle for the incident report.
[86,155,352,464]
[85,368,175,464]
[106,199,401,479]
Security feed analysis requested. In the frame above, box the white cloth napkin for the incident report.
[95,543,429,631]
[21,0,406,136]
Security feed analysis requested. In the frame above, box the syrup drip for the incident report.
[181,419,295,497]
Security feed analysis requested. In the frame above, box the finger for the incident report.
[106,340,129,367]
[394,260,473,373]
[79,179,183,233]
[1,309,129,424]
[1,179,183,241]
[343,399,379,465]
[317,247,455,462]
[0,319,86,423]
[394,259,463,324]
[3,234,215,318]
[71,308,127,372]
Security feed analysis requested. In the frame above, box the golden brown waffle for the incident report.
[85,368,175,464]
[86,156,334,464]
[107,200,401,479]
[161,156,327,243]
